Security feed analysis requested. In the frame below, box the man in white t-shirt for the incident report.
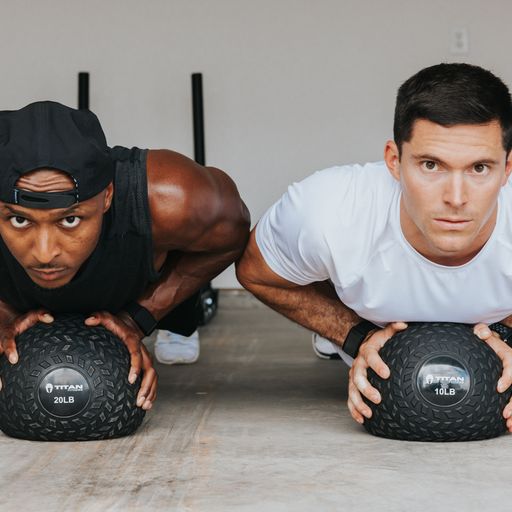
[236,63,512,431]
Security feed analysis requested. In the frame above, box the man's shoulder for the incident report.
[144,150,244,250]
[146,148,202,178]
[295,161,394,199]
[265,160,398,251]
[287,161,397,222]
[256,161,398,285]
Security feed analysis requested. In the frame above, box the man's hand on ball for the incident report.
[347,321,408,424]
[85,311,158,410]
[0,309,54,391]
[474,323,512,432]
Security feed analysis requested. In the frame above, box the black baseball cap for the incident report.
[0,101,114,209]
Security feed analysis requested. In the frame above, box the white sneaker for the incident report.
[312,333,341,360]
[154,329,200,365]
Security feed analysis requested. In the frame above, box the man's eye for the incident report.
[474,163,488,174]
[421,161,438,172]
[61,216,81,228]
[9,216,29,228]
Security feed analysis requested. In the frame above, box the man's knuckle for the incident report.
[355,374,368,390]
[359,345,369,357]
[354,359,366,371]
[351,389,364,404]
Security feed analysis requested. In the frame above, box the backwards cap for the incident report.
[0,101,113,209]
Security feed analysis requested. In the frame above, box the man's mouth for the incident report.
[433,218,472,230]
[29,268,68,281]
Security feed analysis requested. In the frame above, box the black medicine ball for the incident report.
[0,314,145,441]
[364,322,511,442]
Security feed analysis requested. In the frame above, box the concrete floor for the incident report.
[1,291,512,511]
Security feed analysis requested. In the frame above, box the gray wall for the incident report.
[1,0,510,287]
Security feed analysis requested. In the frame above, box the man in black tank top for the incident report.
[0,101,250,411]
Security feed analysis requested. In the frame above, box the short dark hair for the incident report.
[393,63,512,155]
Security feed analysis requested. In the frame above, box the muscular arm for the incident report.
[135,150,250,320]
[236,228,360,346]
[84,150,248,410]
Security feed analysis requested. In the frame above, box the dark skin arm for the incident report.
[137,150,251,319]
[86,150,250,409]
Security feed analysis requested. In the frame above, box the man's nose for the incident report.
[32,229,61,264]
[443,172,468,208]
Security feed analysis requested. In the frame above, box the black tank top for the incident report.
[0,146,161,314]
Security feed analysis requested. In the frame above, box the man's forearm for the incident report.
[134,248,242,321]
[246,280,360,347]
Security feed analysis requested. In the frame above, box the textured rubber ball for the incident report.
[0,314,145,441]
[364,322,511,442]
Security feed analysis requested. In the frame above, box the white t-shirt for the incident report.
[256,161,512,350]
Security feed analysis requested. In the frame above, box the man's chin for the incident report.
[33,280,68,289]
[427,235,479,264]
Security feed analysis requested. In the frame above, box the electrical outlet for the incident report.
[450,27,469,54]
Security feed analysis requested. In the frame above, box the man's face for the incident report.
[385,119,512,265]
[0,169,113,289]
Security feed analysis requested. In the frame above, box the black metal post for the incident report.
[191,73,218,325]
[191,73,205,166]
[78,72,89,110]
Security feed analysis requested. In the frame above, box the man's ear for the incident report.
[103,182,114,212]
[503,151,512,186]
[384,140,401,181]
